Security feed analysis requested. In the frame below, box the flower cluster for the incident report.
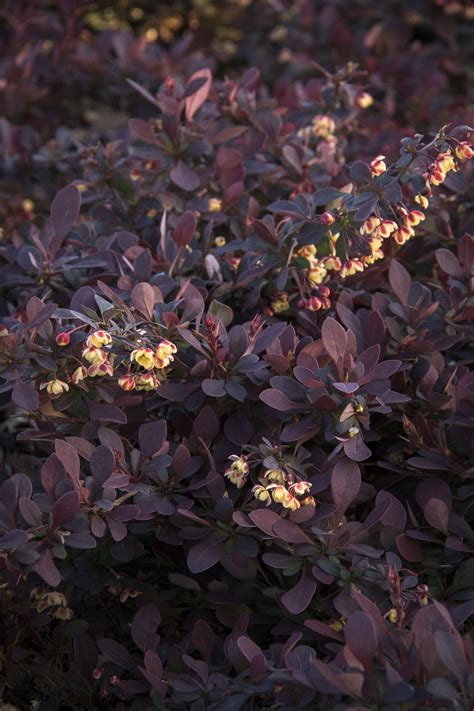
[252,467,314,512]
[224,455,249,489]
[40,328,177,397]
[293,140,473,296]
[31,589,73,621]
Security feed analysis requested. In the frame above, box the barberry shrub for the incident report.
[1,41,474,711]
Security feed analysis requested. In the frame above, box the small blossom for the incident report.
[135,373,160,391]
[154,339,177,368]
[355,91,374,109]
[290,481,312,496]
[282,491,300,511]
[455,141,473,160]
[214,236,226,247]
[22,198,34,213]
[405,209,425,226]
[208,198,222,212]
[88,361,114,378]
[0,324,8,337]
[308,264,327,284]
[82,347,108,365]
[320,211,335,225]
[54,606,74,620]
[311,114,335,139]
[348,426,359,438]
[263,468,286,483]
[416,584,429,606]
[298,244,318,261]
[86,330,112,348]
[301,495,316,507]
[55,332,70,347]
[360,216,381,235]
[415,193,429,209]
[41,379,69,396]
[252,485,271,503]
[329,619,345,631]
[118,374,136,391]
[271,292,289,313]
[72,366,87,384]
[131,347,155,369]
[270,484,288,503]
[92,668,104,680]
[370,155,387,176]
[46,592,67,607]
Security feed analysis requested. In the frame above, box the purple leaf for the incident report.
[131,603,161,652]
[52,490,79,529]
[170,160,200,191]
[331,458,361,516]
[281,572,317,614]
[50,184,81,244]
[32,549,61,587]
[435,248,462,277]
[187,539,223,573]
[321,317,347,364]
[344,611,378,672]
[12,379,39,411]
[248,509,281,536]
[272,518,313,545]
[139,420,167,461]
[389,260,411,305]
[202,378,226,397]
[343,434,372,461]
[98,638,137,672]
[424,498,449,534]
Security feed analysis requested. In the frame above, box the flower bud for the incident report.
[455,141,473,160]
[55,332,70,347]
[118,374,136,391]
[320,211,335,225]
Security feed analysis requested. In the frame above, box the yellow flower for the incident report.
[154,339,177,369]
[360,216,381,235]
[370,155,387,176]
[131,347,155,370]
[348,426,359,438]
[22,198,34,212]
[225,468,247,488]
[208,198,222,212]
[214,236,226,247]
[271,485,288,503]
[135,373,160,391]
[271,292,289,313]
[43,379,69,396]
[118,374,136,391]
[82,347,108,365]
[311,115,335,139]
[308,264,327,284]
[301,496,316,507]
[72,366,87,384]
[46,592,67,607]
[86,330,112,348]
[263,468,286,484]
[54,606,74,620]
[415,194,429,209]
[298,244,318,261]
[355,91,374,109]
[282,492,300,511]
[329,619,345,631]
[387,608,398,624]
[253,485,271,502]
[290,481,311,496]
[88,362,114,377]
[455,141,473,160]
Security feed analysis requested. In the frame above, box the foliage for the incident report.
[1,2,474,710]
